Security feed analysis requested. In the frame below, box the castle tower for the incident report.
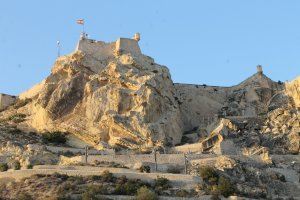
[257,65,263,75]
[133,33,140,41]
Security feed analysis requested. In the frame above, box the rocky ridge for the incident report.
[1,41,184,149]
[0,36,299,153]
[0,35,299,199]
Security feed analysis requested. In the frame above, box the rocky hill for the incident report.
[0,35,299,153]
[0,34,299,199]
[1,36,184,150]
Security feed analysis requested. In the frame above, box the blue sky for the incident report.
[1,0,300,95]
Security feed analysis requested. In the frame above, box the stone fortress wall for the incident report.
[115,38,141,56]
[174,66,286,133]
[75,33,142,61]
[76,39,116,61]
[0,93,16,110]
[174,83,230,132]
[60,153,214,168]
[19,34,143,100]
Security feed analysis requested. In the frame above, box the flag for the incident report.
[76,19,84,25]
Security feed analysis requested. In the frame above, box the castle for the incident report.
[75,33,142,60]
[0,34,288,128]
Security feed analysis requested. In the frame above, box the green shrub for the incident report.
[124,179,142,195]
[13,161,21,170]
[136,186,158,200]
[198,166,218,181]
[57,181,77,193]
[114,184,126,195]
[139,165,151,173]
[116,175,128,184]
[52,172,69,181]
[101,170,114,182]
[197,166,234,197]
[154,176,171,190]
[0,163,8,172]
[81,190,97,200]
[27,164,33,169]
[90,184,108,194]
[115,178,146,195]
[82,184,109,200]
[91,175,102,181]
[67,176,85,185]
[176,189,190,197]
[42,132,67,144]
[8,113,26,123]
[16,192,33,200]
[7,128,22,134]
[217,176,234,197]
[181,135,190,144]
[115,180,142,195]
[13,98,32,109]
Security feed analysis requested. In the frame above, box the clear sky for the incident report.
[1,0,300,95]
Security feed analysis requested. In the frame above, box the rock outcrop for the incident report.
[0,35,299,153]
[285,76,300,107]
[10,37,183,149]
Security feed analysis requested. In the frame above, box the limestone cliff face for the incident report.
[285,76,300,107]
[2,36,298,152]
[21,51,183,149]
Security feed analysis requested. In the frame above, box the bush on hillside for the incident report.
[13,98,32,109]
[101,170,114,182]
[198,166,219,181]
[176,189,190,197]
[154,176,171,191]
[136,186,158,200]
[8,113,26,123]
[0,163,8,172]
[139,165,151,173]
[16,192,33,200]
[217,176,234,197]
[42,132,67,144]
[26,164,33,169]
[12,161,21,170]
[197,166,235,197]
[115,178,146,195]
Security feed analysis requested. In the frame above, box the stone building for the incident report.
[0,93,16,110]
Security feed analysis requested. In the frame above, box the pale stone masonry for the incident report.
[0,93,16,110]
[75,33,142,61]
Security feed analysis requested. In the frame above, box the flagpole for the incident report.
[77,19,85,38]
[57,41,60,57]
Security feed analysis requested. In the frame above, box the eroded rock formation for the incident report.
[0,35,299,153]
[10,38,183,149]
